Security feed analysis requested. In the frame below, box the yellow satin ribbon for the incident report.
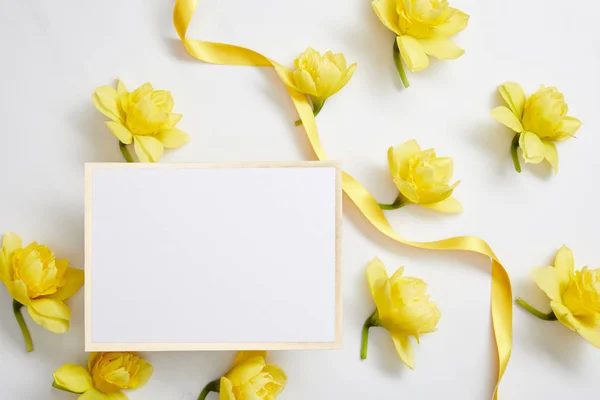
[173,0,512,397]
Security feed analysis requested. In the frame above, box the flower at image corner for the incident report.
[380,139,462,214]
[93,79,190,162]
[287,47,356,125]
[0,232,84,352]
[371,0,469,87]
[361,258,441,369]
[53,352,153,399]
[491,82,582,173]
[197,351,286,400]
[517,246,600,348]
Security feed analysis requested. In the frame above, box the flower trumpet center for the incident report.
[11,244,64,298]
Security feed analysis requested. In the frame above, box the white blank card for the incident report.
[85,162,341,351]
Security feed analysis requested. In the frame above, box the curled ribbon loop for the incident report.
[173,0,512,398]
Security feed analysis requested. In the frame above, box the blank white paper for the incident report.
[87,163,339,349]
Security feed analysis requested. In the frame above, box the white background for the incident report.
[0,0,599,399]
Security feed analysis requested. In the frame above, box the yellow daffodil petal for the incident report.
[498,82,526,118]
[155,128,190,149]
[550,301,577,331]
[531,266,562,301]
[389,140,421,174]
[395,180,419,203]
[233,351,267,367]
[366,258,389,298]
[53,364,93,394]
[27,305,69,333]
[104,121,133,145]
[331,63,357,97]
[572,317,600,349]
[397,35,429,72]
[553,245,574,290]
[421,196,463,214]
[372,0,402,36]
[93,86,123,123]
[30,298,71,320]
[436,8,469,36]
[543,141,559,174]
[226,356,266,386]
[9,280,31,306]
[116,79,127,97]
[491,106,523,133]
[392,334,415,370]
[48,267,84,301]
[105,392,127,400]
[2,231,22,254]
[556,116,582,140]
[133,136,164,163]
[78,388,110,400]
[0,254,8,284]
[263,364,287,392]
[418,37,464,60]
[219,377,235,400]
[292,69,318,96]
[519,132,545,163]
[168,113,183,127]
[128,359,154,389]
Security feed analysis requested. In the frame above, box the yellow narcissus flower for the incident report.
[93,80,190,163]
[288,47,356,124]
[53,352,153,399]
[361,258,441,369]
[371,0,469,87]
[491,82,582,173]
[197,351,286,400]
[381,139,462,213]
[517,246,600,348]
[0,232,84,352]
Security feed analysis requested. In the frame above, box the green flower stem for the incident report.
[393,39,410,89]
[516,298,557,321]
[378,192,410,210]
[12,300,33,352]
[119,141,134,163]
[511,133,522,173]
[361,310,380,360]
[198,379,221,400]
[295,99,326,126]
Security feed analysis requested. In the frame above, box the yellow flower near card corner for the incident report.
[386,139,462,213]
[53,352,153,399]
[529,246,600,348]
[93,80,190,162]
[287,47,356,120]
[197,351,286,400]
[361,258,440,369]
[372,0,469,72]
[491,82,582,173]
[0,232,83,336]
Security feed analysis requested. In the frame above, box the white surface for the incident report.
[0,0,599,399]
[88,164,337,347]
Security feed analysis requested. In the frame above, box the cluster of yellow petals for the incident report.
[218,351,286,400]
[0,232,83,333]
[366,258,441,369]
[93,80,190,162]
[372,0,469,71]
[491,82,582,173]
[53,352,153,400]
[531,246,600,347]
[288,47,356,114]
[388,139,462,213]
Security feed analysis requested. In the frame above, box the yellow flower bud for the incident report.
[525,246,600,348]
[198,351,286,400]
[53,352,153,398]
[93,80,190,162]
[361,258,441,369]
[372,0,469,79]
[491,82,582,173]
[289,47,356,116]
[385,139,462,214]
[0,232,83,350]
